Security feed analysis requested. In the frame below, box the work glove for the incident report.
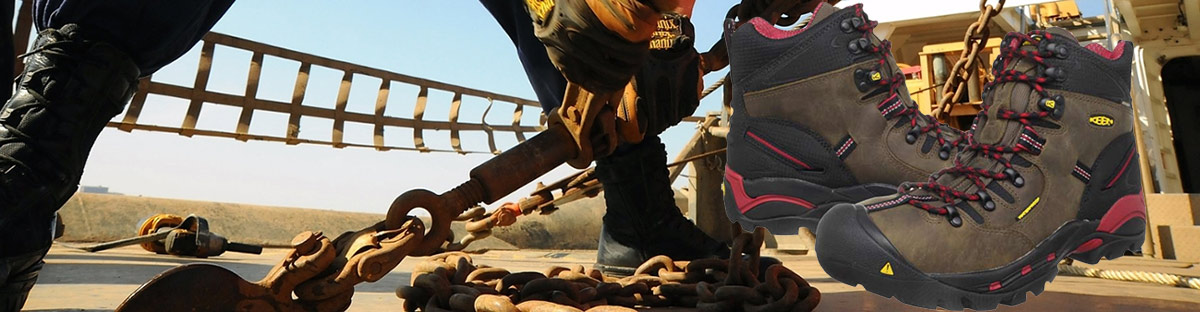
[528,0,661,94]
[621,12,702,138]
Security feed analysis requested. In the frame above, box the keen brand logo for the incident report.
[1089,115,1115,127]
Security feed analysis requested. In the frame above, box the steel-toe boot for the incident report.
[815,28,1142,310]
[594,136,729,276]
[0,24,139,307]
[593,12,735,276]
[723,3,963,234]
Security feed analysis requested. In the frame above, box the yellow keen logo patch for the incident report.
[880,262,894,275]
[526,0,554,22]
[1089,115,1115,127]
[871,72,882,81]
[1044,99,1056,109]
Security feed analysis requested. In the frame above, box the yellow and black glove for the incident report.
[527,0,661,94]
[622,12,702,137]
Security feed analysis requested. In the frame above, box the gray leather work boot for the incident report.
[724,3,963,235]
[816,28,1143,310]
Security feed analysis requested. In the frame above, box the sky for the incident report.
[76,1,1108,215]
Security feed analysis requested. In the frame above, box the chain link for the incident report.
[934,0,1006,118]
[398,225,819,312]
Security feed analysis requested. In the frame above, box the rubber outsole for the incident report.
[724,173,896,235]
[816,204,1145,311]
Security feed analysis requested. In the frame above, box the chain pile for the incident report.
[397,225,819,312]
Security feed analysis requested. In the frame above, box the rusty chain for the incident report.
[934,0,1005,118]
[399,224,819,312]
[444,148,728,252]
[318,2,819,303]
[118,1,824,310]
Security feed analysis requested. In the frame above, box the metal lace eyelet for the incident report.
[840,17,864,33]
[938,145,952,160]
[1038,95,1065,120]
[905,129,919,144]
[1044,67,1067,81]
[848,38,872,54]
[1040,42,1069,59]
[977,191,995,211]
[1004,168,1025,187]
[942,205,963,227]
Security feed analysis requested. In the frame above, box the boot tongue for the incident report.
[968,28,1074,151]
[1044,27,1076,43]
[930,30,1054,193]
[913,29,1077,202]
[808,1,839,24]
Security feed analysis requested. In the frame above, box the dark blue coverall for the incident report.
[0,0,232,307]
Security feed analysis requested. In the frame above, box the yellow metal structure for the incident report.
[1035,1,1083,26]
[913,38,1002,126]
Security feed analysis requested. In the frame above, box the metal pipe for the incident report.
[468,125,577,204]
[1104,0,1116,49]
[709,126,729,138]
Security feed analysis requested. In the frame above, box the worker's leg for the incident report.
[479,0,567,112]
[33,0,233,74]
[481,2,725,275]
[0,247,47,311]
[0,1,233,308]
[594,136,729,275]
[1,1,13,100]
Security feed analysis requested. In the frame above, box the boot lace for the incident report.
[901,30,1062,225]
[850,8,964,153]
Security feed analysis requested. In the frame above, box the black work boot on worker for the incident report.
[0,24,139,308]
[592,12,731,276]
[723,3,963,235]
[815,28,1143,310]
[594,136,729,276]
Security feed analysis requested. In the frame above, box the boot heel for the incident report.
[723,167,896,235]
[1067,218,1146,264]
[1068,193,1148,264]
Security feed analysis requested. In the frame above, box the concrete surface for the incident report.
[27,244,1200,311]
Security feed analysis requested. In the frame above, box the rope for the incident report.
[1058,263,1200,290]
[700,75,727,100]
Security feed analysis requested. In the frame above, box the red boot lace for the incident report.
[902,30,1061,224]
[852,8,964,151]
